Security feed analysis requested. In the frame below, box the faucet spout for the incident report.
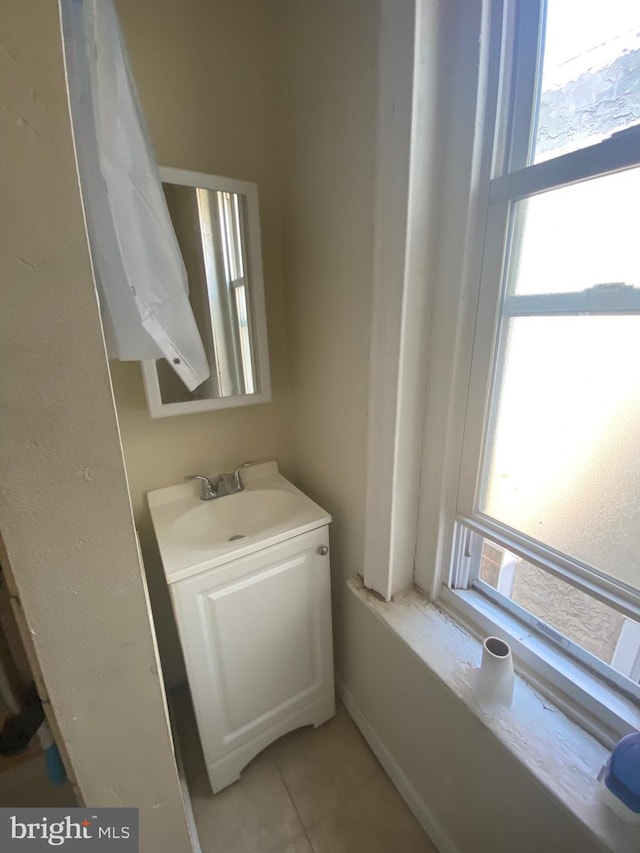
[232,461,253,490]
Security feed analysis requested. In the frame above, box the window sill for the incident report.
[348,577,640,853]
[440,586,640,746]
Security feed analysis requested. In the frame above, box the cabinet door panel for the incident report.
[206,553,320,735]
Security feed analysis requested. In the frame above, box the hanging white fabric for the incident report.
[60,0,210,391]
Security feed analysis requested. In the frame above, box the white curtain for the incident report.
[60,0,210,391]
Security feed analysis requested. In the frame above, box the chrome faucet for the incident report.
[233,461,253,489]
[185,474,217,500]
[186,462,253,501]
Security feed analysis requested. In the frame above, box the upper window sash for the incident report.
[499,0,546,175]
[496,0,640,181]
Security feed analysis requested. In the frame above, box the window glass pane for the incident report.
[478,538,640,682]
[510,167,640,297]
[533,0,640,164]
[479,313,640,589]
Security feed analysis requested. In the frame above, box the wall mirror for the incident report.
[141,167,271,417]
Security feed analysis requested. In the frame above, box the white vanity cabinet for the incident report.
[169,524,335,793]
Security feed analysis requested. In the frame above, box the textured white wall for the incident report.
[112,0,295,685]
[0,2,193,849]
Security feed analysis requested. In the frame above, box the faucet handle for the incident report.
[232,461,253,487]
[185,474,216,500]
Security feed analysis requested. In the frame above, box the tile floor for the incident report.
[173,691,438,853]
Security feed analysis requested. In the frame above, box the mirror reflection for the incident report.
[158,182,258,404]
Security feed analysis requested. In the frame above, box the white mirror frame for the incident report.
[141,167,271,417]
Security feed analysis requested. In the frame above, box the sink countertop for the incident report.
[147,462,331,584]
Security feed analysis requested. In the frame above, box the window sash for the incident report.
[452,514,640,623]
[470,575,640,703]
[450,521,640,703]
[455,156,640,639]
[500,0,545,173]
[440,585,640,746]
[503,286,640,317]
[491,126,640,203]
[476,579,640,700]
[457,141,640,607]
[434,0,640,731]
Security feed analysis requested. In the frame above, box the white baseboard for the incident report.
[337,679,461,853]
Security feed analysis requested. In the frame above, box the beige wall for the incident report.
[277,0,377,671]
[0,2,193,849]
[113,0,295,684]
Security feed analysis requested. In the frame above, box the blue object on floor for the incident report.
[44,743,67,786]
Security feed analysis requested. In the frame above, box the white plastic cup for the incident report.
[472,636,515,711]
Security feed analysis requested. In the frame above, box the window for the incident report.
[447,0,640,710]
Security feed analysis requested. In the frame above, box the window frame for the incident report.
[451,523,640,704]
[417,0,640,742]
[439,584,640,747]
[364,0,640,743]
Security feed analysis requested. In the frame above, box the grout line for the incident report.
[273,759,315,851]
[271,714,385,852]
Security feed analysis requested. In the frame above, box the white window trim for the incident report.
[364,0,496,601]
[365,0,640,746]
[413,0,502,601]
[364,0,442,600]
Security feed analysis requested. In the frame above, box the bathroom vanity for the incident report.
[148,462,335,792]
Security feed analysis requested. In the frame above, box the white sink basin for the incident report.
[170,488,299,549]
[147,462,331,583]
